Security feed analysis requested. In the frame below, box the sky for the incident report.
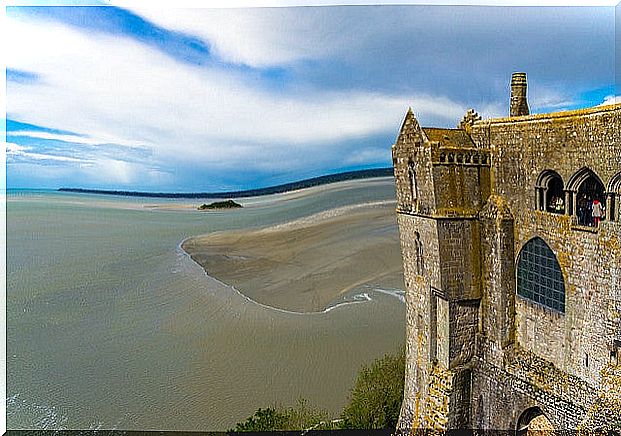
[4,2,619,191]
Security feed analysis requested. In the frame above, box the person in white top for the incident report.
[592,199,603,227]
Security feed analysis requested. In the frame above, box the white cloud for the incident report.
[114,7,357,68]
[528,87,577,111]
[342,147,391,166]
[8,131,148,149]
[5,140,175,187]
[110,1,618,7]
[6,13,464,188]
[478,102,504,119]
[86,159,134,184]
[5,141,91,163]
[600,95,619,106]
[6,142,29,154]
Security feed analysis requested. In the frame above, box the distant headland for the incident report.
[58,167,393,199]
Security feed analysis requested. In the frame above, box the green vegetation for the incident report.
[198,199,242,210]
[230,348,405,432]
[340,348,405,429]
[232,408,287,432]
[230,399,336,432]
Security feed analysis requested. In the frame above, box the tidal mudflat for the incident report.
[182,201,404,313]
[7,178,405,430]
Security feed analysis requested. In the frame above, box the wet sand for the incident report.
[181,201,405,313]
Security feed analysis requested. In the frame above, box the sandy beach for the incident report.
[181,201,405,313]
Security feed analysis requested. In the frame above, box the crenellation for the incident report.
[393,73,621,432]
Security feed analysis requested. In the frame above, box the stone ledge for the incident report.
[475,102,621,126]
[396,210,480,220]
[570,224,599,234]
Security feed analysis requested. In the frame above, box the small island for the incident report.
[198,199,243,210]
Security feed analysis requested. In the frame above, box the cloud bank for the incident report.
[5,5,615,190]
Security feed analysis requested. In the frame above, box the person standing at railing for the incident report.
[578,196,588,225]
[592,199,603,227]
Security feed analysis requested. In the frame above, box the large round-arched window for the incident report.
[516,237,565,313]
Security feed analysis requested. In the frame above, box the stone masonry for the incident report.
[392,73,621,431]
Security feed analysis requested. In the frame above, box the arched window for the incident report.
[516,237,565,313]
[577,176,605,226]
[608,172,621,222]
[408,160,417,211]
[535,170,565,214]
[567,168,606,226]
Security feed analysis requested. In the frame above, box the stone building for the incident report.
[392,73,621,432]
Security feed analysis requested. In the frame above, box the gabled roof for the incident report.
[422,128,475,148]
[394,107,427,147]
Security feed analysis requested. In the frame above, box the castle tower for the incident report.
[510,72,529,117]
[394,74,621,432]
[392,108,491,431]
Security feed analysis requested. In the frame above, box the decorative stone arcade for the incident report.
[536,167,621,227]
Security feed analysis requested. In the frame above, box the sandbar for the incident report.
[181,202,405,313]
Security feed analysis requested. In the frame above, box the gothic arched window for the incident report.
[516,237,565,313]
[608,172,621,222]
[567,167,606,226]
[535,170,565,214]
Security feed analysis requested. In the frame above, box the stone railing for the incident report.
[432,146,491,166]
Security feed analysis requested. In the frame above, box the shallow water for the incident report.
[7,179,405,431]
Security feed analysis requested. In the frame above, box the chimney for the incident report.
[510,72,529,117]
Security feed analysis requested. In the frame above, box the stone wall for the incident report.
[472,350,590,430]
[471,104,621,385]
[432,164,489,217]
[478,195,516,368]
[393,101,621,432]
[392,109,437,216]
[436,220,482,302]
[396,213,440,429]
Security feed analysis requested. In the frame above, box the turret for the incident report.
[393,108,491,431]
[510,72,529,117]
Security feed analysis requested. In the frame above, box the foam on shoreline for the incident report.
[177,239,400,316]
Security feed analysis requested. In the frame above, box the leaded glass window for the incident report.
[516,237,565,313]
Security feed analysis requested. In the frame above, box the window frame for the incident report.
[516,237,566,314]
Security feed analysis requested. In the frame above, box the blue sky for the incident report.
[5,3,618,191]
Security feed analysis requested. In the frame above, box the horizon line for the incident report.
[53,167,395,199]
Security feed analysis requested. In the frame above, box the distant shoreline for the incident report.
[58,167,394,199]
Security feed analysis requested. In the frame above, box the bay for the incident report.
[6,178,405,431]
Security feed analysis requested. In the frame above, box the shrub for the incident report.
[232,407,288,432]
[339,348,405,429]
[230,348,405,432]
[230,399,333,432]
